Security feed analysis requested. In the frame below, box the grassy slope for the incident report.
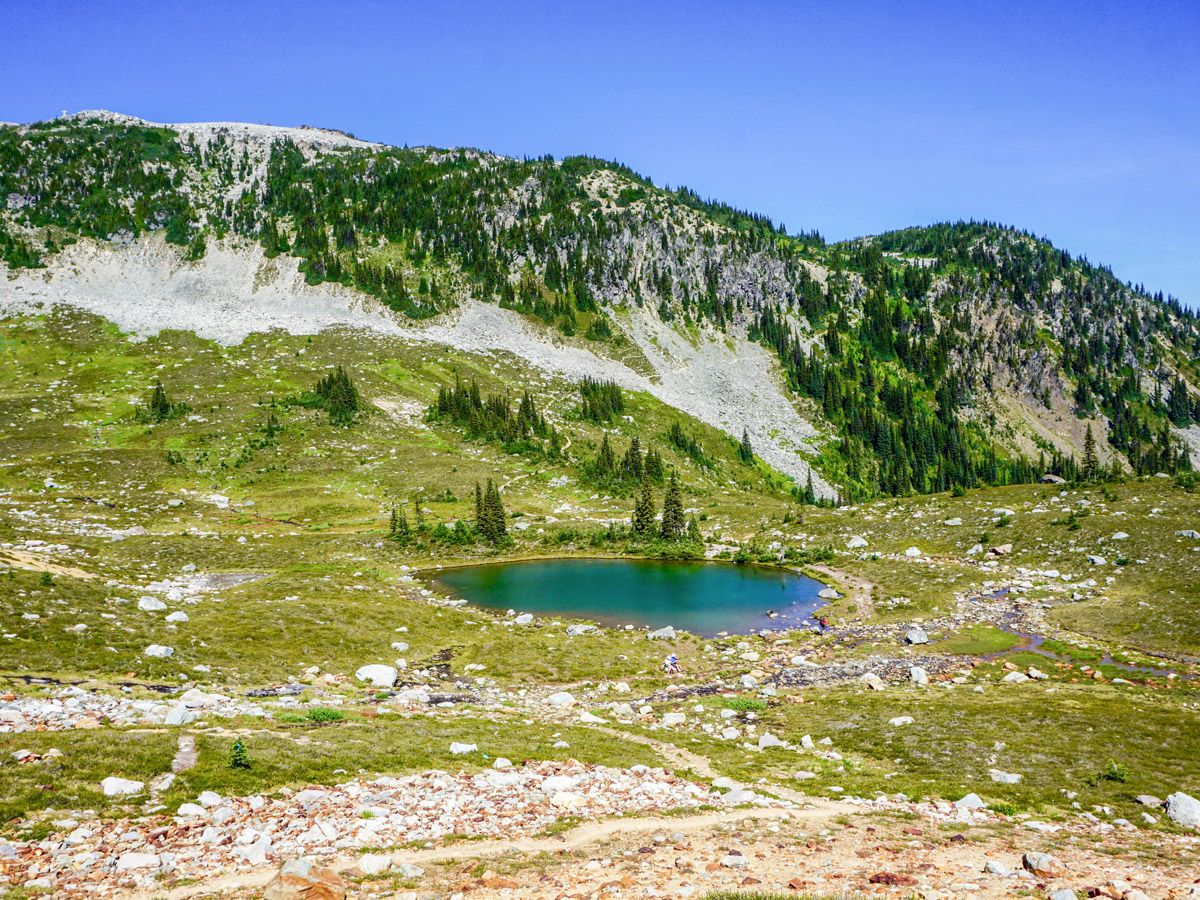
[2,307,1199,836]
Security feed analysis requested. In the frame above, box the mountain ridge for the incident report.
[1,111,1197,500]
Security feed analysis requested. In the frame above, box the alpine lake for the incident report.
[429,557,827,637]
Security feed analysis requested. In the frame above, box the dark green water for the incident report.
[429,557,826,636]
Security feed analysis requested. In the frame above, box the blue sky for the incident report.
[3,0,1197,305]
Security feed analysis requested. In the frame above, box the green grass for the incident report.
[647,680,1200,825]
[934,624,1022,656]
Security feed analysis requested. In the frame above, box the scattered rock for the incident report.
[264,859,348,900]
[357,852,392,875]
[143,643,174,658]
[1023,850,1066,877]
[988,769,1022,784]
[647,626,676,640]
[860,672,886,690]
[954,793,987,811]
[869,871,918,886]
[101,776,144,796]
[904,625,929,645]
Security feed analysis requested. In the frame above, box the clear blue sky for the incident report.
[3,0,1197,305]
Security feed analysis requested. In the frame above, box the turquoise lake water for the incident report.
[429,557,827,637]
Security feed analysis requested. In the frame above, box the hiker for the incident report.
[818,614,829,633]
[663,654,681,674]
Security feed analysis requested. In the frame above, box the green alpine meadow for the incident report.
[0,108,1197,898]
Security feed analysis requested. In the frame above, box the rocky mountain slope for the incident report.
[1,110,1197,501]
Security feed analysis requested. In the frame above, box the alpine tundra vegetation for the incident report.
[0,112,1198,898]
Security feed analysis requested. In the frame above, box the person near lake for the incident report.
[818,615,829,633]
[663,654,681,674]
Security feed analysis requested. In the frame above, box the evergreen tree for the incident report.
[738,428,754,464]
[644,447,664,482]
[802,470,817,505]
[1082,424,1100,481]
[660,471,685,540]
[478,479,507,544]
[632,473,655,536]
[594,434,616,477]
[312,365,360,425]
[621,436,644,482]
[138,380,187,423]
[1168,376,1193,426]
[389,506,410,541]
[229,739,251,770]
[686,515,703,543]
[475,482,484,526]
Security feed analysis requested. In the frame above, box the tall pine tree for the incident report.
[660,471,684,540]
[632,473,655,536]
[1082,424,1100,482]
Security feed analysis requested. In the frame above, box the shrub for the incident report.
[723,697,766,712]
[305,707,345,724]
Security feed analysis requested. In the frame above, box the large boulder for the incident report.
[1165,791,1200,829]
[354,664,398,688]
[904,625,929,645]
[647,626,676,640]
[846,535,868,549]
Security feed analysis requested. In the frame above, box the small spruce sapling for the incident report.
[229,738,251,770]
